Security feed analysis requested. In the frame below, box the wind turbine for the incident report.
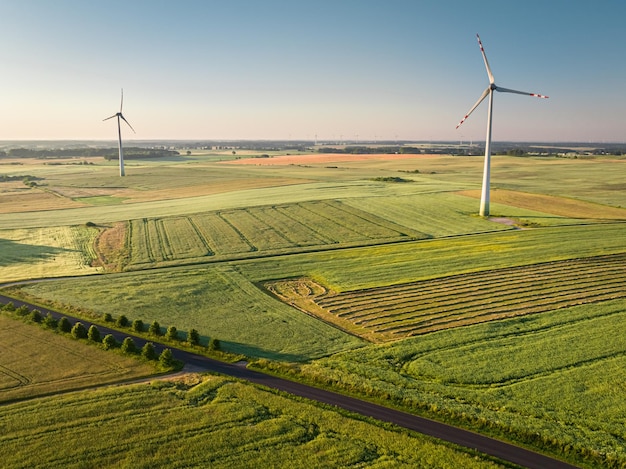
[456,34,548,216]
[103,89,135,177]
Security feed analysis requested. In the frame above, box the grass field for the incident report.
[11,222,626,361]
[238,223,626,291]
[120,200,427,269]
[11,265,365,361]
[297,300,626,468]
[0,314,155,403]
[0,374,503,469]
[2,151,626,467]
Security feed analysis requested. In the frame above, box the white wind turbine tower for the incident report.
[456,34,548,216]
[103,89,136,177]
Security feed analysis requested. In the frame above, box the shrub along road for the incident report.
[0,294,577,469]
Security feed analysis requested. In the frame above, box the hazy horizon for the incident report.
[1,1,625,143]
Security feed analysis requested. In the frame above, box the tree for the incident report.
[141,342,157,360]
[165,325,178,341]
[209,338,221,351]
[116,315,129,327]
[43,313,58,329]
[188,328,200,346]
[121,337,137,354]
[149,320,162,336]
[132,319,144,333]
[15,305,30,317]
[2,301,15,312]
[58,317,72,333]
[88,325,101,342]
[29,309,43,323]
[103,312,113,323]
[159,348,174,368]
[71,322,88,340]
[102,334,118,350]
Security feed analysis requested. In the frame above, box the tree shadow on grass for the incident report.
[218,340,313,363]
[0,239,71,267]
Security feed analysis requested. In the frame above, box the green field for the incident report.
[297,300,626,468]
[12,265,365,361]
[0,375,502,469]
[2,151,626,467]
[123,200,427,269]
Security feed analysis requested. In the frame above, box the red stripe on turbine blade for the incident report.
[456,115,469,129]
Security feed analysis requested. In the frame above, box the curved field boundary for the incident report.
[273,253,626,342]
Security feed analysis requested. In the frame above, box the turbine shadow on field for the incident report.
[0,239,71,267]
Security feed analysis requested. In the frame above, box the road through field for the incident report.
[0,294,578,469]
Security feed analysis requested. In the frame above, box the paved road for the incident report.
[0,294,578,469]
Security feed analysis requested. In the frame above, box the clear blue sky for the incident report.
[1,0,625,142]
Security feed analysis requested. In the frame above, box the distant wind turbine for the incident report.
[456,34,548,216]
[103,89,135,177]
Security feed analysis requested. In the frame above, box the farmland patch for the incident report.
[0,375,501,469]
[301,299,626,467]
[0,226,102,282]
[458,188,626,220]
[0,315,154,402]
[113,200,426,270]
[270,253,626,342]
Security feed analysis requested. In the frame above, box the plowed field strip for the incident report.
[330,267,626,318]
[309,253,626,340]
[317,256,626,309]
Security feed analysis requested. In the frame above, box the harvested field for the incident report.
[0,187,87,213]
[458,188,626,220]
[0,177,310,213]
[221,153,441,165]
[270,253,626,342]
[0,315,154,402]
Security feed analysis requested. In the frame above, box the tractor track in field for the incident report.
[0,293,578,469]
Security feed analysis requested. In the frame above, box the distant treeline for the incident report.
[1,148,180,159]
[318,146,430,154]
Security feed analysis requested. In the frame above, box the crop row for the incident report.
[124,200,424,267]
[314,253,626,340]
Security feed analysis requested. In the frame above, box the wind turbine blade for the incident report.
[496,86,549,99]
[120,114,136,133]
[456,86,490,129]
[103,114,117,121]
[120,88,124,112]
[476,34,494,84]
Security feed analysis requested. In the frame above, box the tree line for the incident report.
[0,301,221,370]
[1,147,180,159]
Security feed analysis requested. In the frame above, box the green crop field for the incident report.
[12,265,365,361]
[121,200,427,269]
[0,314,155,402]
[298,299,626,468]
[2,152,626,467]
[0,375,502,469]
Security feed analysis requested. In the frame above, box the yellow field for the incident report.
[0,226,102,282]
[458,188,626,220]
[0,315,154,402]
